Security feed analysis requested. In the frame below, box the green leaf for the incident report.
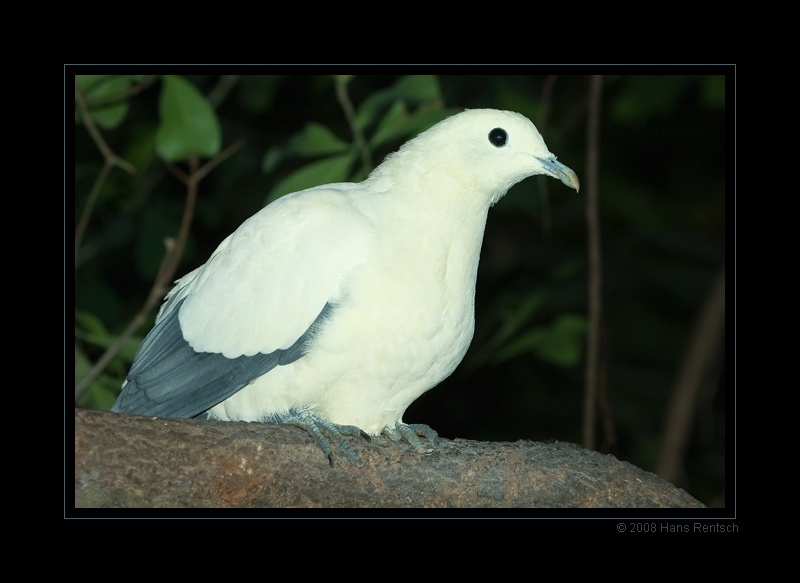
[75,345,92,386]
[75,309,110,336]
[371,104,456,149]
[493,313,586,368]
[75,310,144,362]
[155,75,221,162]
[75,344,124,411]
[261,146,283,174]
[333,74,355,86]
[266,152,357,204]
[75,74,130,129]
[288,123,350,157]
[239,74,284,114]
[497,290,546,330]
[391,74,442,102]
[700,75,725,110]
[611,75,693,125]
[76,330,143,364]
[135,208,181,279]
[370,101,410,148]
[356,75,442,129]
[76,377,122,411]
[262,123,350,176]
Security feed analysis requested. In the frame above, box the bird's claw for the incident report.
[383,422,440,453]
[273,411,438,467]
[282,409,368,468]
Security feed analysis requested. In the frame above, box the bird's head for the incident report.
[374,108,579,207]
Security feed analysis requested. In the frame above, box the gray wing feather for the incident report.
[111,297,331,418]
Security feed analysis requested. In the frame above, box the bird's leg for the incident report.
[383,422,440,454]
[282,409,369,468]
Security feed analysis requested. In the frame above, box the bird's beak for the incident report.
[537,156,580,192]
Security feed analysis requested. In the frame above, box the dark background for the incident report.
[74,73,728,507]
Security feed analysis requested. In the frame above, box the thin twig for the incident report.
[74,164,195,399]
[537,75,558,136]
[74,239,175,399]
[75,141,241,399]
[159,157,200,297]
[74,83,136,174]
[333,75,372,172]
[207,75,240,108]
[195,137,246,182]
[536,75,559,243]
[74,82,136,270]
[655,265,725,482]
[75,162,112,270]
[81,75,158,109]
[583,75,604,450]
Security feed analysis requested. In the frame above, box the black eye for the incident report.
[489,128,508,147]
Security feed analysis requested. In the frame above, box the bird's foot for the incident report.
[382,422,440,453]
[281,409,370,468]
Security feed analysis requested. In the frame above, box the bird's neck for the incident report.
[360,177,492,309]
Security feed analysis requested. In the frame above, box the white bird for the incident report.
[111,108,580,466]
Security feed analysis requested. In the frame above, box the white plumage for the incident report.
[112,108,579,466]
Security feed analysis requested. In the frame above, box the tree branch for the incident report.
[74,408,705,509]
